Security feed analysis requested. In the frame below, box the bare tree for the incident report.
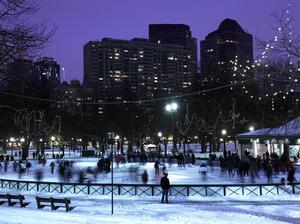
[0,0,55,85]
[15,109,61,158]
[176,105,197,154]
[193,106,224,152]
[254,4,300,129]
[256,5,300,82]
[222,98,247,150]
[0,105,61,158]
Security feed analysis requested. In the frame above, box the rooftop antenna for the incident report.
[62,67,66,82]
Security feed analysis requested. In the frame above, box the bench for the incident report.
[0,194,30,207]
[36,196,75,212]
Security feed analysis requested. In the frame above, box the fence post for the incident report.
[292,184,295,194]
[223,186,226,196]
[259,185,262,195]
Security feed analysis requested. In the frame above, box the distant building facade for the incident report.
[84,37,195,102]
[6,59,37,95]
[149,24,197,69]
[200,18,253,84]
[34,57,61,87]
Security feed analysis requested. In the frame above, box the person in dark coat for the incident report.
[160,172,170,203]
[154,160,160,176]
[50,161,55,174]
[141,170,148,185]
[287,167,296,183]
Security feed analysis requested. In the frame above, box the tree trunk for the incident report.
[22,141,30,159]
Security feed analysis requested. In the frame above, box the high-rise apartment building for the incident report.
[84,37,194,102]
[200,18,253,83]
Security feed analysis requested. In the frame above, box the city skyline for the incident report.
[32,0,300,82]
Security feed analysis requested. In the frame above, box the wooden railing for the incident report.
[1,179,299,197]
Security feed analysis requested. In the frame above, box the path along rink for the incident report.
[0,190,300,224]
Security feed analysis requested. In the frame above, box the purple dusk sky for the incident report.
[33,0,300,82]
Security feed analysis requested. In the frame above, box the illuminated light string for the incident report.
[0,78,256,106]
[3,74,294,107]
[253,0,300,103]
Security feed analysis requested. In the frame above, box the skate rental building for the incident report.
[236,116,300,160]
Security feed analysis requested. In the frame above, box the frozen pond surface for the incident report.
[0,157,299,185]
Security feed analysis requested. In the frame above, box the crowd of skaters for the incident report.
[0,148,298,186]
[218,149,296,184]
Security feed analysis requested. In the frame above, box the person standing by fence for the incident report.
[141,170,148,185]
[160,172,170,203]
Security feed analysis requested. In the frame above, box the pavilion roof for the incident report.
[236,116,300,140]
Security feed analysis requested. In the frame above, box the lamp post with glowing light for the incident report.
[51,136,55,157]
[221,129,227,151]
[157,132,163,155]
[9,137,15,156]
[115,135,120,153]
[165,102,178,154]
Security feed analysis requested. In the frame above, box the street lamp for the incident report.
[9,137,15,156]
[157,132,162,154]
[9,137,15,142]
[165,102,178,155]
[221,129,227,151]
[157,132,162,138]
[115,135,120,153]
[51,136,55,157]
[249,126,254,132]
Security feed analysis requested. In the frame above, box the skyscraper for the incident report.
[34,57,61,87]
[149,24,197,73]
[200,18,253,84]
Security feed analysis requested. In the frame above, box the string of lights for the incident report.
[228,0,300,108]
[0,78,256,106]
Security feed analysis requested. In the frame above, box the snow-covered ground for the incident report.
[0,189,300,224]
[1,157,300,223]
